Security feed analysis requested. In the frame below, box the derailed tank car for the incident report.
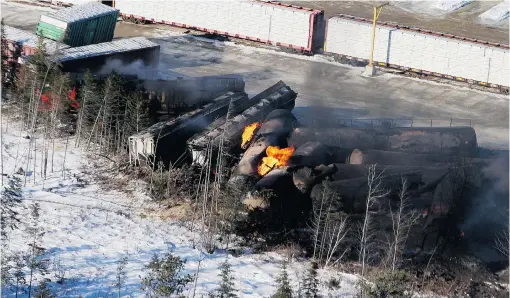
[142,75,245,116]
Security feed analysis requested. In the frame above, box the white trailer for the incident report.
[113,0,325,53]
[324,15,509,88]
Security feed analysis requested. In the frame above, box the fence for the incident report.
[296,117,472,129]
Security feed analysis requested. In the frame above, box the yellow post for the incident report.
[368,7,377,67]
[364,2,388,76]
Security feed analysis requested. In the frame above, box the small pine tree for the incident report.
[140,253,193,298]
[114,255,128,298]
[75,70,101,146]
[272,261,293,298]
[0,175,23,239]
[34,278,55,298]
[1,18,12,90]
[100,72,124,152]
[28,34,51,83]
[209,260,237,298]
[302,262,319,298]
[26,203,48,298]
[125,90,152,136]
[12,252,27,297]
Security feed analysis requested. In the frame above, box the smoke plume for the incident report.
[97,59,158,80]
[460,153,509,265]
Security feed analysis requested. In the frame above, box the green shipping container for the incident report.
[36,2,119,47]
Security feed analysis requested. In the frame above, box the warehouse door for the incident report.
[85,18,99,45]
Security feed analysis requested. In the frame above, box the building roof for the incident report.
[3,25,69,54]
[53,37,159,62]
[43,2,118,23]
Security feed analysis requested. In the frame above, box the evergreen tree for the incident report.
[75,70,101,147]
[114,255,128,298]
[272,261,293,298]
[26,203,48,298]
[209,260,237,298]
[34,278,55,298]
[125,90,151,136]
[1,18,12,91]
[0,175,23,238]
[12,252,27,297]
[100,72,124,153]
[302,262,319,298]
[28,35,51,83]
[140,253,193,298]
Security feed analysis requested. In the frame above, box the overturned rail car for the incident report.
[128,91,251,165]
[142,75,245,115]
[187,81,297,165]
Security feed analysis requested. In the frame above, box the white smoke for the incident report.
[97,59,158,80]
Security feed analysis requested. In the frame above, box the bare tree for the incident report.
[495,224,509,258]
[322,214,348,269]
[387,177,418,271]
[358,164,389,298]
[309,183,349,269]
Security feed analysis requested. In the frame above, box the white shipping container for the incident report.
[114,0,324,52]
[325,16,509,87]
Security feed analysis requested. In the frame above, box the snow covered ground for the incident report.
[0,113,359,297]
[394,0,473,16]
[479,0,510,27]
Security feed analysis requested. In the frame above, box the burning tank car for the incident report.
[127,79,508,268]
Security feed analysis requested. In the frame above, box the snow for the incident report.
[479,0,510,26]
[0,114,359,297]
[394,1,473,16]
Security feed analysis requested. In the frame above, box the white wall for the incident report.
[325,17,509,86]
[115,0,315,50]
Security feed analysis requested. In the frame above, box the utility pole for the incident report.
[364,2,389,77]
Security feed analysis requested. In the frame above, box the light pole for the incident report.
[364,2,389,77]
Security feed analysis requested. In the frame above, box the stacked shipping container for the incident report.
[36,2,119,47]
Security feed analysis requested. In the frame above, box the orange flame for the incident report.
[257,146,295,176]
[241,122,261,148]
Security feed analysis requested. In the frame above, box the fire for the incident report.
[241,122,261,148]
[257,146,295,176]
